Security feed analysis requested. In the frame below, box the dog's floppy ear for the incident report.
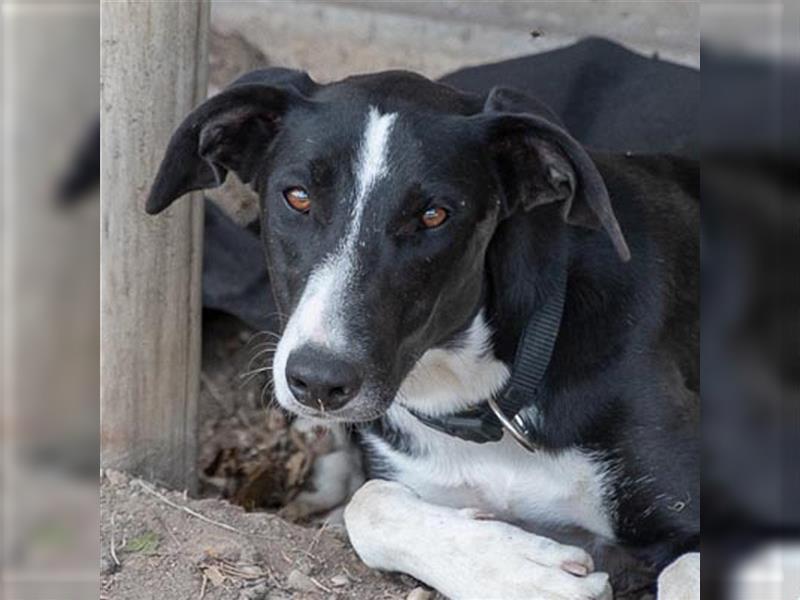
[479,87,630,261]
[146,82,310,214]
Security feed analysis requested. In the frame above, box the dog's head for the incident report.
[148,69,628,422]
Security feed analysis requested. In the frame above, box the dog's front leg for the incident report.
[344,479,612,600]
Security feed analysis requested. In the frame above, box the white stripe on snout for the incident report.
[273,107,397,410]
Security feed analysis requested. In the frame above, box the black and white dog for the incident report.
[148,68,699,599]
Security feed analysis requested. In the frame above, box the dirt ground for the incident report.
[100,469,425,600]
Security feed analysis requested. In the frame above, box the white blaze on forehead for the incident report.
[321,106,398,335]
[273,107,397,409]
[352,106,397,224]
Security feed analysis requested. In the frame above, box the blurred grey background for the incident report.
[211,0,699,85]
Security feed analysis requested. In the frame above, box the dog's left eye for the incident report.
[421,206,448,229]
[284,187,311,213]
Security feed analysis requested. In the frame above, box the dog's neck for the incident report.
[485,205,570,362]
[488,202,634,381]
[394,310,511,417]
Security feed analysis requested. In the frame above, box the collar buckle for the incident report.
[486,395,540,453]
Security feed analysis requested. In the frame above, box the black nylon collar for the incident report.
[408,263,568,452]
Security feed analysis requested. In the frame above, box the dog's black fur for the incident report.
[147,68,699,573]
[482,151,699,563]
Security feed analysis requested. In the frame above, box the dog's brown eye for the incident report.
[421,206,448,229]
[284,187,311,213]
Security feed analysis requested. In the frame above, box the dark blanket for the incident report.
[204,37,699,331]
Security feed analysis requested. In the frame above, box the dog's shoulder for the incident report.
[588,152,699,317]
[590,153,698,218]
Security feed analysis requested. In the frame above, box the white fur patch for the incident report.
[352,106,396,221]
[273,107,397,409]
[396,311,511,416]
[364,406,616,539]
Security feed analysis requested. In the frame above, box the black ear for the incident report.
[146,82,310,214]
[479,87,630,262]
[483,85,567,130]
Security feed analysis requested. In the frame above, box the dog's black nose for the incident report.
[285,346,362,412]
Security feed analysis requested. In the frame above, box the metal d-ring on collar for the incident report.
[486,395,541,453]
[408,261,568,454]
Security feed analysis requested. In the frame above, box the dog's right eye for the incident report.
[421,206,448,229]
[283,187,311,213]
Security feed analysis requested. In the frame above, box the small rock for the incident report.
[238,582,269,600]
[104,469,129,486]
[293,562,311,575]
[287,569,316,593]
[216,545,242,562]
[191,539,243,565]
[330,574,349,587]
[241,547,263,564]
[406,587,433,600]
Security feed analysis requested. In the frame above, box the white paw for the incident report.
[658,552,699,600]
[447,514,612,600]
[345,480,611,600]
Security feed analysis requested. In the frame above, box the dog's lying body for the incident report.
[346,150,699,598]
[148,68,699,599]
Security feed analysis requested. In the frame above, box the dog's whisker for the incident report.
[245,347,277,366]
[244,347,277,372]
[238,357,275,386]
[245,330,282,346]
[238,365,273,379]
[243,348,277,367]
[239,365,275,388]
[247,341,279,352]
[247,342,279,355]
[258,378,275,411]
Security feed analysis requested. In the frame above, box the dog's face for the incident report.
[262,100,501,420]
[147,69,628,422]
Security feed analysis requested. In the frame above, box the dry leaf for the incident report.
[203,564,226,587]
[285,451,309,489]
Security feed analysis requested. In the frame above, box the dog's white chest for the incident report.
[364,408,616,540]
[362,311,616,539]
